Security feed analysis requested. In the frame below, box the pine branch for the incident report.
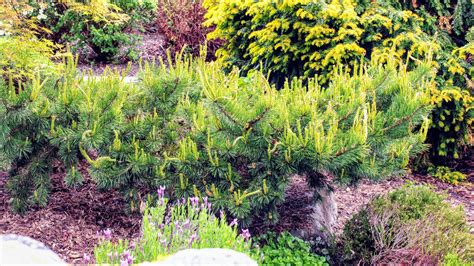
[244,107,270,130]
[381,105,426,133]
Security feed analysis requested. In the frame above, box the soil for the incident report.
[0,161,142,264]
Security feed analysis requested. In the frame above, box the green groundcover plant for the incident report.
[253,232,328,265]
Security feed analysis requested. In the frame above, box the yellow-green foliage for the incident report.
[204,0,432,85]
[0,37,56,82]
[429,166,467,185]
[429,87,473,159]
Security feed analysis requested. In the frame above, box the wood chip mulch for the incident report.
[0,162,142,264]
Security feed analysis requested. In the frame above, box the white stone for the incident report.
[0,234,66,265]
[144,248,257,266]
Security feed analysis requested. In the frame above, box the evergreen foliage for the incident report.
[203,0,473,163]
[1,52,433,224]
[203,0,432,86]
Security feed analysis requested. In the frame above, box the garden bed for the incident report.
[2,166,472,263]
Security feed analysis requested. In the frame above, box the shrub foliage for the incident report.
[1,52,433,225]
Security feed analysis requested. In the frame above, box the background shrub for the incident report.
[155,0,223,60]
[29,0,137,62]
[203,0,431,86]
[0,37,56,83]
[204,0,473,164]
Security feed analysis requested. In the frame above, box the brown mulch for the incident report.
[0,162,142,264]
[253,166,473,237]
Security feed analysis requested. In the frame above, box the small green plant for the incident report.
[92,188,255,265]
[341,208,375,264]
[429,166,467,185]
[254,232,328,266]
[443,253,471,266]
[372,182,446,221]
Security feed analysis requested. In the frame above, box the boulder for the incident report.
[0,234,66,265]
[143,248,257,266]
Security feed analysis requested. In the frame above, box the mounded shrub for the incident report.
[341,183,474,264]
[203,0,431,86]
[1,52,433,225]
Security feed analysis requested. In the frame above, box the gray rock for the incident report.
[311,186,337,234]
[292,185,337,239]
[0,234,66,265]
[144,248,257,266]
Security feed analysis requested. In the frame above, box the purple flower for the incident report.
[120,258,129,266]
[157,186,166,199]
[202,196,208,205]
[121,250,133,265]
[230,218,238,227]
[158,198,165,206]
[207,203,212,210]
[219,210,225,218]
[183,218,190,229]
[188,232,198,248]
[102,228,112,240]
[83,253,91,264]
[160,238,167,246]
[240,229,251,241]
[189,196,199,207]
[108,252,113,262]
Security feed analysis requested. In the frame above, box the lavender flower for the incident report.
[219,210,225,218]
[230,218,238,227]
[82,253,91,264]
[157,186,166,199]
[202,196,208,205]
[160,238,167,246]
[188,232,198,248]
[183,218,191,229]
[240,229,251,241]
[120,258,129,266]
[102,228,112,240]
[207,203,212,210]
[121,250,133,266]
[189,196,199,207]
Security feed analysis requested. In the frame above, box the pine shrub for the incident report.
[1,52,433,224]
